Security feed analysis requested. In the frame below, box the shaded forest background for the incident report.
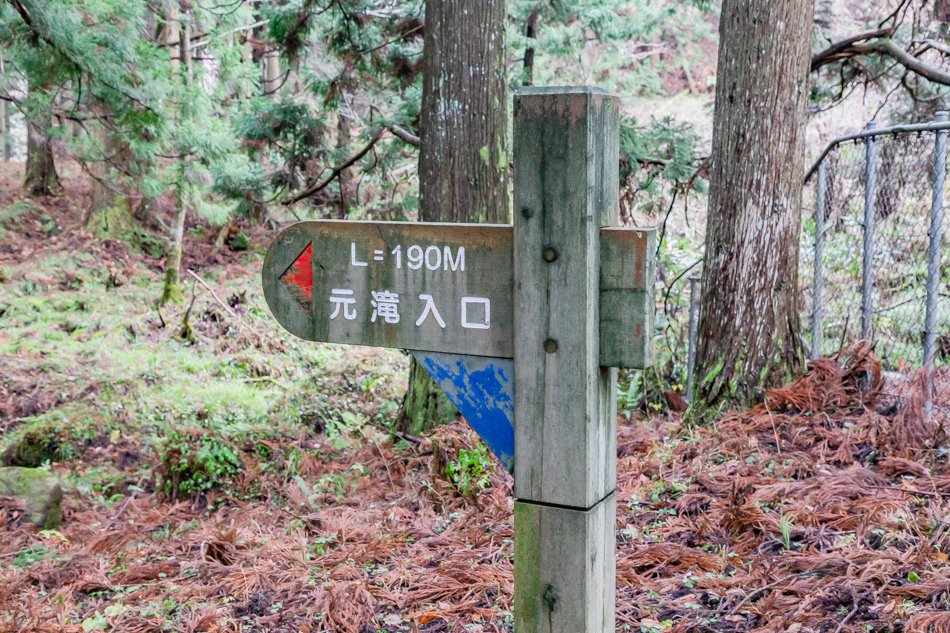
[3,1,950,632]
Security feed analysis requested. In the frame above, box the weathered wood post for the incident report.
[262,85,653,631]
[513,86,619,631]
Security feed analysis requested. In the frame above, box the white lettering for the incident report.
[424,245,442,270]
[370,290,400,324]
[407,245,423,270]
[415,294,446,328]
[391,245,402,268]
[443,246,465,272]
[350,242,367,267]
[329,289,357,320]
[461,296,490,330]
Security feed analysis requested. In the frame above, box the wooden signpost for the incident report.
[262,86,655,633]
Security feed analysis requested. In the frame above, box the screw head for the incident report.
[542,246,559,262]
[543,338,558,353]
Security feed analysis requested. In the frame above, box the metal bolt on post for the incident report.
[924,111,949,419]
[861,121,877,341]
[686,274,700,403]
[812,161,827,361]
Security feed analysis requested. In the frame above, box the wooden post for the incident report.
[513,87,619,632]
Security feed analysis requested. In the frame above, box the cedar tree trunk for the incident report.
[23,74,57,196]
[162,5,192,305]
[397,0,509,435]
[695,0,813,409]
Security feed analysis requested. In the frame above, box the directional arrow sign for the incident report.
[263,221,515,358]
[263,220,654,366]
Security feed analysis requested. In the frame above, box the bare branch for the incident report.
[284,127,386,205]
[812,32,950,87]
[811,28,894,71]
[877,0,913,29]
[916,39,950,58]
[865,38,950,85]
[388,124,420,147]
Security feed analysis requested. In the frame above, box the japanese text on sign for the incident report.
[262,221,514,357]
[329,242,488,330]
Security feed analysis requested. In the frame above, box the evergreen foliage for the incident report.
[1,0,709,228]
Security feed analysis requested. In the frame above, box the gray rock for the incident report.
[0,467,63,529]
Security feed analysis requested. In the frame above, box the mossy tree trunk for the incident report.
[162,192,188,304]
[398,359,458,436]
[694,0,813,412]
[162,3,192,305]
[0,97,8,161]
[397,0,509,434]
[85,111,135,239]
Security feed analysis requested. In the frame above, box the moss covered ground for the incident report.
[3,165,950,633]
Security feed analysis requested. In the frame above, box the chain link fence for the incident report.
[800,114,950,415]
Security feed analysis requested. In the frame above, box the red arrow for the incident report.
[279,243,313,312]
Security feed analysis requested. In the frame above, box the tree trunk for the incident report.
[162,5,192,305]
[25,125,57,195]
[0,46,9,162]
[23,74,57,196]
[336,101,353,218]
[694,0,813,410]
[416,1,508,224]
[1,94,8,162]
[397,0,509,434]
[86,101,136,238]
[263,49,280,97]
[522,10,539,86]
[162,185,187,304]
[399,359,459,436]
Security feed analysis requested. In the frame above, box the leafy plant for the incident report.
[80,612,108,632]
[617,372,644,416]
[778,512,796,551]
[444,443,493,497]
[12,544,58,568]
[159,431,243,500]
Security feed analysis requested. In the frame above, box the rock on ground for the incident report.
[0,466,63,529]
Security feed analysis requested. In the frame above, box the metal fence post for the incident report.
[861,121,877,341]
[925,111,949,419]
[812,161,827,360]
[686,273,700,403]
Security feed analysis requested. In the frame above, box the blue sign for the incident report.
[413,352,515,470]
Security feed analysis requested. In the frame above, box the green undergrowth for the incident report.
[0,244,408,503]
[2,403,116,467]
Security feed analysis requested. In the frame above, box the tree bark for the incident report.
[0,47,9,162]
[162,4,192,305]
[1,95,8,162]
[263,49,281,97]
[85,119,134,238]
[335,100,352,218]
[416,0,509,224]
[694,0,813,410]
[23,73,57,196]
[523,10,538,86]
[397,0,509,434]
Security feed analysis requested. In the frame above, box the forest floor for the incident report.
[2,164,950,633]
